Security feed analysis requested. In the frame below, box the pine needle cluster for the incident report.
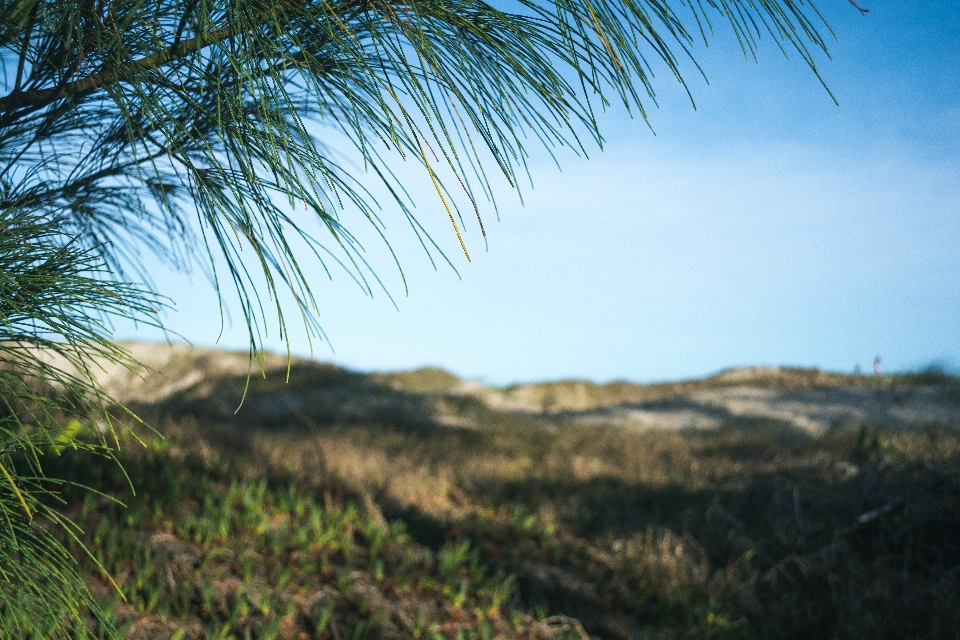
[0,0,835,635]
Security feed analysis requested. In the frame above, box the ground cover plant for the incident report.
[23,354,960,639]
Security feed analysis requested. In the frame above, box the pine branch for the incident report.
[0,23,240,112]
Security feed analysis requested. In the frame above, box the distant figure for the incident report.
[873,356,882,377]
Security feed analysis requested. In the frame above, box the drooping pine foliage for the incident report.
[0,0,838,635]
[0,0,837,351]
[0,208,161,636]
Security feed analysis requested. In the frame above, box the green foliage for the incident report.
[0,0,843,636]
[0,207,160,637]
[0,0,836,353]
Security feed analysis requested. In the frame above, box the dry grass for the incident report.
[23,348,960,639]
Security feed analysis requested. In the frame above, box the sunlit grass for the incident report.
[21,365,960,639]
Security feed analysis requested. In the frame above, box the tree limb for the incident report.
[0,22,242,113]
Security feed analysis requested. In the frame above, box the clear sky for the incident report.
[116,1,960,385]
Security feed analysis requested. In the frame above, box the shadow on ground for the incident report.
[32,350,960,640]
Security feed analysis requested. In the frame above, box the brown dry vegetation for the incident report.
[27,345,960,639]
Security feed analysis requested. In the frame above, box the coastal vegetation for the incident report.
[20,349,960,639]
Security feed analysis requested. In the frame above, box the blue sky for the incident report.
[117,1,960,385]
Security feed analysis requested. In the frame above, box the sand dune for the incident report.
[87,342,960,435]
